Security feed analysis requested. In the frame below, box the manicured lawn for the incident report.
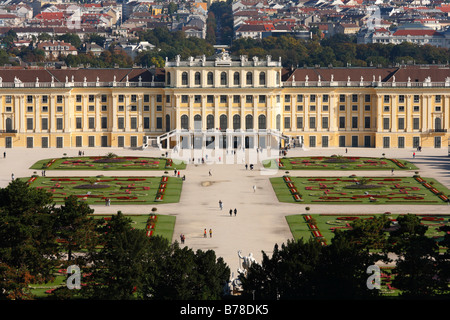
[30,156,186,171]
[286,213,449,249]
[271,175,450,204]
[25,175,183,205]
[93,213,176,242]
[263,156,418,171]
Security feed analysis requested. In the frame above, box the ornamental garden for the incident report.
[263,155,418,171]
[25,154,185,205]
[285,213,450,296]
[271,175,450,204]
[30,154,186,171]
[25,175,182,205]
[286,213,450,248]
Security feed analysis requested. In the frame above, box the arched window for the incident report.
[233,72,240,85]
[166,72,171,85]
[180,115,189,130]
[194,72,201,85]
[5,118,12,131]
[276,114,281,131]
[245,114,253,129]
[206,114,214,129]
[220,72,227,86]
[165,114,170,132]
[181,72,188,85]
[233,114,241,130]
[207,72,214,85]
[194,114,202,130]
[435,117,442,130]
[246,72,253,85]
[258,114,266,129]
[259,72,266,86]
[220,114,227,130]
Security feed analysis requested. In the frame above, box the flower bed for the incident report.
[25,175,181,205]
[265,156,417,171]
[272,175,450,205]
[415,176,449,202]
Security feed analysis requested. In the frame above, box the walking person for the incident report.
[209,169,212,176]
[229,209,232,217]
[219,200,223,210]
[3,151,5,158]
[204,229,207,238]
[234,208,237,216]
[209,229,212,238]
[413,152,415,159]
[11,173,14,181]
[253,185,256,192]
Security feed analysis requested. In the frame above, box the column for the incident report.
[82,94,88,131]
[138,94,143,132]
[421,94,428,132]
[346,94,351,131]
[175,100,181,130]
[175,95,181,130]
[444,95,449,130]
[151,95,155,131]
[227,94,233,130]
[16,95,24,133]
[188,95,194,129]
[112,94,117,131]
[329,94,336,132]
[316,94,322,131]
[358,93,364,130]
[376,94,383,132]
[124,95,129,131]
[64,94,70,132]
[267,95,273,130]
[253,95,258,130]
[34,94,40,132]
[304,95,309,131]
[215,95,220,129]
[95,94,100,131]
[406,95,412,132]
[391,94,397,132]
[240,94,245,130]
[291,94,297,131]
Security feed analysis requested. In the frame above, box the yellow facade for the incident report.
[0,55,449,149]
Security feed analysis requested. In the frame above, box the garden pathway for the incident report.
[0,146,449,278]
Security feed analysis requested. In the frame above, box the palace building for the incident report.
[0,51,449,150]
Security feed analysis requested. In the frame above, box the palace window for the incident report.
[233,72,240,85]
[182,72,188,85]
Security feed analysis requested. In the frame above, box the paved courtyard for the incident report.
[1,145,449,277]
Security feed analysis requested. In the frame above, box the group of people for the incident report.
[218,200,238,217]
[204,228,213,238]
[229,208,238,217]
